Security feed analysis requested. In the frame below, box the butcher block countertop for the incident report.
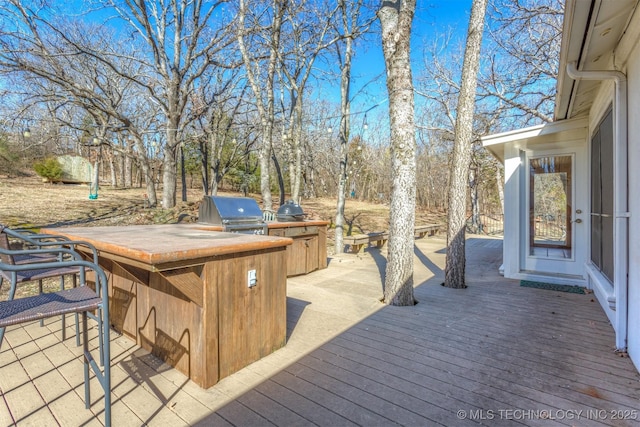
[43,224,292,270]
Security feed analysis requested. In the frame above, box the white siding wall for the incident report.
[626,38,640,372]
[585,23,640,370]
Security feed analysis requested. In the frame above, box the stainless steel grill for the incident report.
[198,196,268,235]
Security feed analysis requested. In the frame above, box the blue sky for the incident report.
[69,0,476,112]
[1,1,475,134]
[346,1,474,127]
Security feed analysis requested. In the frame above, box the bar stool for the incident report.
[0,252,111,426]
[0,225,105,364]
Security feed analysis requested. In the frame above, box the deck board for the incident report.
[332,329,631,426]
[365,308,635,387]
[2,235,639,426]
[308,345,543,427]
[297,352,487,427]
[212,399,275,426]
[236,388,318,426]
[357,312,639,410]
[244,378,359,427]
[264,369,398,426]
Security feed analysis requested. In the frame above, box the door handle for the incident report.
[574,218,582,223]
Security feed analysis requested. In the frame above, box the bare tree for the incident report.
[333,0,374,254]
[481,0,563,126]
[444,0,488,289]
[0,3,163,204]
[236,0,286,212]
[414,35,467,214]
[299,100,341,197]
[186,69,249,196]
[379,0,417,306]
[415,0,559,224]
[278,1,340,204]
[101,0,235,208]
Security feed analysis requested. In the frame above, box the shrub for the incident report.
[33,157,63,182]
[0,136,21,176]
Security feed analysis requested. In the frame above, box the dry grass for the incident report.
[0,175,199,229]
[1,174,445,298]
[0,174,444,236]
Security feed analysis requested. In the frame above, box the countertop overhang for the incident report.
[43,224,292,268]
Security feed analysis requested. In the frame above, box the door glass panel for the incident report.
[599,110,615,282]
[529,155,572,258]
[591,129,602,269]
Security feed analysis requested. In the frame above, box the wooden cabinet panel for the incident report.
[288,239,309,276]
[104,258,142,339]
[214,249,287,379]
[268,223,327,276]
[99,247,287,388]
[306,236,319,272]
[137,271,205,384]
[285,236,319,276]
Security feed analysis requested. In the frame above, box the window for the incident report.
[590,108,614,283]
[529,155,572,257]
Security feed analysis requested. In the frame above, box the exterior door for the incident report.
[524,147,588,277]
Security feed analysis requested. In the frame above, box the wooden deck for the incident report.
[2,236,639,426]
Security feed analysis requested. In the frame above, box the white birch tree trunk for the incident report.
[334,35,352,255]
[444,0,488,289]
[379,0,417,306]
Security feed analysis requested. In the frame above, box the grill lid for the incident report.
[198,196,264,224]
[277,200,305,222]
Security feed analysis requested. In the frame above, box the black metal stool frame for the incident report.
[0,255,111,426]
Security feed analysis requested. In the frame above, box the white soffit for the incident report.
[481,118,588,162]
[555,0,638,120]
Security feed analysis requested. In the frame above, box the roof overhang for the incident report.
[481,117,588,163]
[555,0,638,120]
[483,0,638,163]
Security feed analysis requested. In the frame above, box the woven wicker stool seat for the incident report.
[0,286,101,328]
[12,251,59,265]
[0,265,80,284]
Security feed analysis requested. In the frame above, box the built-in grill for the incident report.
[198,196,268,235]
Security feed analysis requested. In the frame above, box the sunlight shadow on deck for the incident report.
[195,235,639,426]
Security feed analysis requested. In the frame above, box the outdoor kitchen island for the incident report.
[196,220,329,277]
[196,195,329,277]
[43,224,292,388]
